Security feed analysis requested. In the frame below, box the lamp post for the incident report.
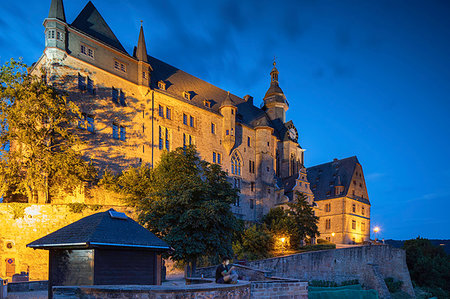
[280,237,286,254]
[373,226,380,242]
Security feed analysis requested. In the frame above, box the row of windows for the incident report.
[213,152,222,164]
[159,105,172,120]
[80,44,94,58]
[78,74,95,94]
[249,160,255,174]
[351,220,366,231]
[47,30,64,41]
[78,74,127,106]
[78,112,126,141]
[183,113,195,127]
[352,204,366,216]
[325,219,366,232]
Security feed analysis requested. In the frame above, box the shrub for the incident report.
[385,277,403,293]
[68,203,87,213]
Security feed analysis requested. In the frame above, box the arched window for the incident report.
[231,152,241,175]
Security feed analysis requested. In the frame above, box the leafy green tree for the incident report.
[286,191,320,248]
[0,59,96,203]
[121,146,241,272]
[403,237,450,297]
[233,225,273,260]
[263,192,319,250]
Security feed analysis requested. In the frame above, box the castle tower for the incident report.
[220,92,237,154]
[135,23,151,88]
[262,61,289,123]
[44,0,67,61]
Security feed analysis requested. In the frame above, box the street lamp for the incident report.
[280,237,286,254]
[373,226,380,241]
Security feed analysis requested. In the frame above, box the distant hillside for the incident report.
[385,239,450,254]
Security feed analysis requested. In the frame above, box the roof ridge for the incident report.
[307,156,358,169]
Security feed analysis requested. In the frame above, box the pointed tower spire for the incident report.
[271,57,279,83]
[48,0,66,22]
[136,22,148,63]
[263,58,289,123]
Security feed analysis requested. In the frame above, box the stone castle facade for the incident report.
[27,0,370,243]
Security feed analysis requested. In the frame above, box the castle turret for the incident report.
[44,0,67,54]
[220,92,237,154]
[262,61,289,123]
[135,23,151,87]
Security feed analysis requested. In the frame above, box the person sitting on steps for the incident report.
[215,256,238,284]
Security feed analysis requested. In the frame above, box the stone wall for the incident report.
[53,283,251,299]
[52,280,307,299]
[245,245,414,298]
[250,280,308,299]
[0,203,135,281]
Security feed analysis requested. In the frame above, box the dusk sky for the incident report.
[1,0,449,240]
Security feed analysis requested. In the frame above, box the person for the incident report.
[215,256,238,284]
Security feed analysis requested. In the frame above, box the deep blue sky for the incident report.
[1,0,449,240]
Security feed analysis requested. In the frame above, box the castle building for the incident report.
[30,0,370,242]
[307,157,371,244]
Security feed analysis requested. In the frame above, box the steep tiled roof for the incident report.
[148,55,266,128]
[71,1,127,53]
[27,209,170,250]
[307,156,360,201]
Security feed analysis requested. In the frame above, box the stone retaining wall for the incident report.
[251,280,308,299]
[53,283,251,299]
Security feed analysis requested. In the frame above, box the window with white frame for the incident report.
[114,60,127,72]
[80,44,94,58]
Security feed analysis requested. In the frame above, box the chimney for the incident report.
[244,95,253,105]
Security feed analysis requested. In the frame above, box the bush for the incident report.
[300,244,336,252]
[310,279,360,287]
[233,225,273,260]
[68,203,87,213]
[385,277,403,293]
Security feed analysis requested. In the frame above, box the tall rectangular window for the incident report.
[250,199,254,209]
[78,74,86,90]
[159,105,164,118]
[159,126,163,150]
[361,222,365,232]
[247,136,251,147]
[189,116,194,127]
[251,182,255,192]
[86,116,94,132]
[352,204,356,213]
[326,219,331,230]
[112,88,118,103]
[352,220,356,230]
[183,114,188,125]
[166,107,171,120]
[119,90,125,106]
[87,77,94,94]
[120,126,126,141]
[211,123,215,134]
[217,153,221,164]
[165,128,170,151]
[362,207,365,215]
[183,133,186,148]
[226,130,229,135]
[213,152,216,163]
[112,124,119,139]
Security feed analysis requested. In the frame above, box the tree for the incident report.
[403,237,450,297]
[0,59,96,203]
[263,191,319,250]
[120,146,241,273]
[233,225,273,260]
[286,191,320,248]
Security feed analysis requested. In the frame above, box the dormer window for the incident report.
[183,91,191,100]
[158,80,166,90]
[114,60,127,73]
[47,30,55,39]
[56,31,64,41]
[204,100,212,108]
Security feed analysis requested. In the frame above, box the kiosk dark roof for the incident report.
[27,208,170,250]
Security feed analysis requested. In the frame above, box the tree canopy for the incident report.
[263,191,319,249]
[0,59,96,202]
[110,146,241,270]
